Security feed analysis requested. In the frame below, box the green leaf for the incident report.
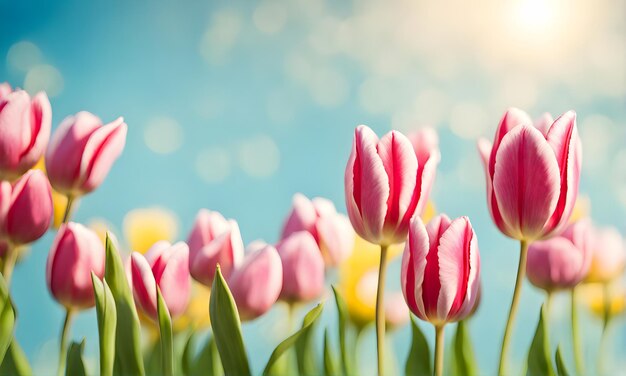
[323,328,339,376]
[263,303,324,376]
[157,288,174,376]
[209,266,251,376]
[0,274,15,362]
[405,316,431,376]
[91,273,116,376]
[0,341,32,376]
[555,346,570,376]
[181,333,195,376]
[104,233,145,375]
[526,305,555,376]
[331,286,352,375]
[65,340,87,376]
[191,335,222,376]
[295,307,321,376]
[451,320,478,376]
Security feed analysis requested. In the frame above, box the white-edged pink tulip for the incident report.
[0,89,51,180]
[401,214,480,325]
[345,125,439,246]
[0,169,52,245]
[281,193,354,267]
[130,241,191,320]
[276,231,325,303]
[46,222,105,309]
[45,111,127,196]
[187,210,243,287]
[585,227,625,283]
[229,241,283,321]
[478,109,581,241]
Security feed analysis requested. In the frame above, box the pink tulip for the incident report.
[130,241,191,319]
[281,193,354,267]
[585,227,625,283]
[526,220,593,291]
[229,241,283,321]
[0,82,11,98]
[478,109,581,241]
[345,125,439,246]
[401,214,480,325]
[385,293,410,329]
[0,89,51,180]
[276,231,325,303]
[187,210,243,286]
[45,111,127,196]
[46,222,105,309]
[0,169,52,245]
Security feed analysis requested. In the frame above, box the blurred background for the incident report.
[1,0,625,374]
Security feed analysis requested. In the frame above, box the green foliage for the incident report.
[331,286,352,375]
[104,233,145,375]
[555,346,570,376]
[0,274,15,362]
[65,340,87,376]
[263,303,324,376]
[405,316,431,376]
[209,266,251,376]
[323,328,339,376]
[92,273,116,376]
[526,305,555,376]
[0,341,32,376]
[157,289,174,376]
[450,320,479,376]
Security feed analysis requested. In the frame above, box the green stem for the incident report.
[375,244,389,376]
[61,195,75,224]
[571,288,584,376]
[545,291,553,350]
[1,243,17,287]
[497,240,529,376]
[598,283,612,375]
[434,325,445,376]
[57,309,74,376]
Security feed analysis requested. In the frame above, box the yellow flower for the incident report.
[123,207,179,254]
[580,283,626,318]
[33,158,70,229]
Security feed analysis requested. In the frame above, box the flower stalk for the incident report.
[375,244,389,376]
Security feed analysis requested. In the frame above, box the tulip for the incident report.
[276,231,325,303]
[401,214,479,376]
[130,241,191,320]
[478,108,581,375]
[585,227,625,284]
[281,193,354,267]
[345,125,439,375]
[187,210,243,287]
[384,293,410,330]
[229,241,282,321]
[0,82,11,98]
[0,90,51,180]
[45,111,127,198]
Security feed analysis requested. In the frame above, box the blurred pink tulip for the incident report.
[0,82,11,98]
[281,193,354,267]
[385,293,410,329]
[0,169,52,245]
[45,111,127,196]
[526,220,593,291]
[276,231,325,303]
[0,89,51,180]
[130,241,191,320]
[345,125,439,246]
[229,242,283,321]
[188,210,243,287]
[585,227,626,283]
[478,109,581,241]
[46,222,105,309]
[401,214,480,325]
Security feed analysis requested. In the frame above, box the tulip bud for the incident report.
[188,210,243,287]
[46,222,105,309]
[345,125,439,246]
[276,231,325,303]
[130,241,191,320]
[478,109,582,241]
[229,242,282,321]
[45,111,127,196]
[585,227,625,283]
[401,215,480,325]
[0,82,11,98]
[0,90,51,180]
[526,237,591,292]
[0,169,52,245]
[281,193,354,267]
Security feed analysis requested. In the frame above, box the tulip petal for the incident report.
[401,217,429,320]
[18,92,51,171]
[189,221,244,286]
[6,170,52,244]
[130,252,158,319]
[281,193,317,240]
[489,108,532,176]
[409,128,440,219]
[157,243,190,318]
[80,118,127,192]
[493,125,560,240]
[187,209,229,259]
[277,231,325,302]
[534,113,553,137]
[0,92,30,170]
[421,215,451,320]
[316,214,354,266]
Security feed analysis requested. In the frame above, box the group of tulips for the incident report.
[0,80,624,376]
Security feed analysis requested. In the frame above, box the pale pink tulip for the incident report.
[229,242,283,321]
[585,227,625,283]
[281,193,354,267]
[45,111,127,196]
[187,210,243,286]
[0,89,51,180]
[478,109,581,241]
[130,241,191,319]
[46,222,105,309]
[0,169,52,245]
[276,231,325,303]
[385,293,410,329]
[0,83,11,98]
[401,215,480,325]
